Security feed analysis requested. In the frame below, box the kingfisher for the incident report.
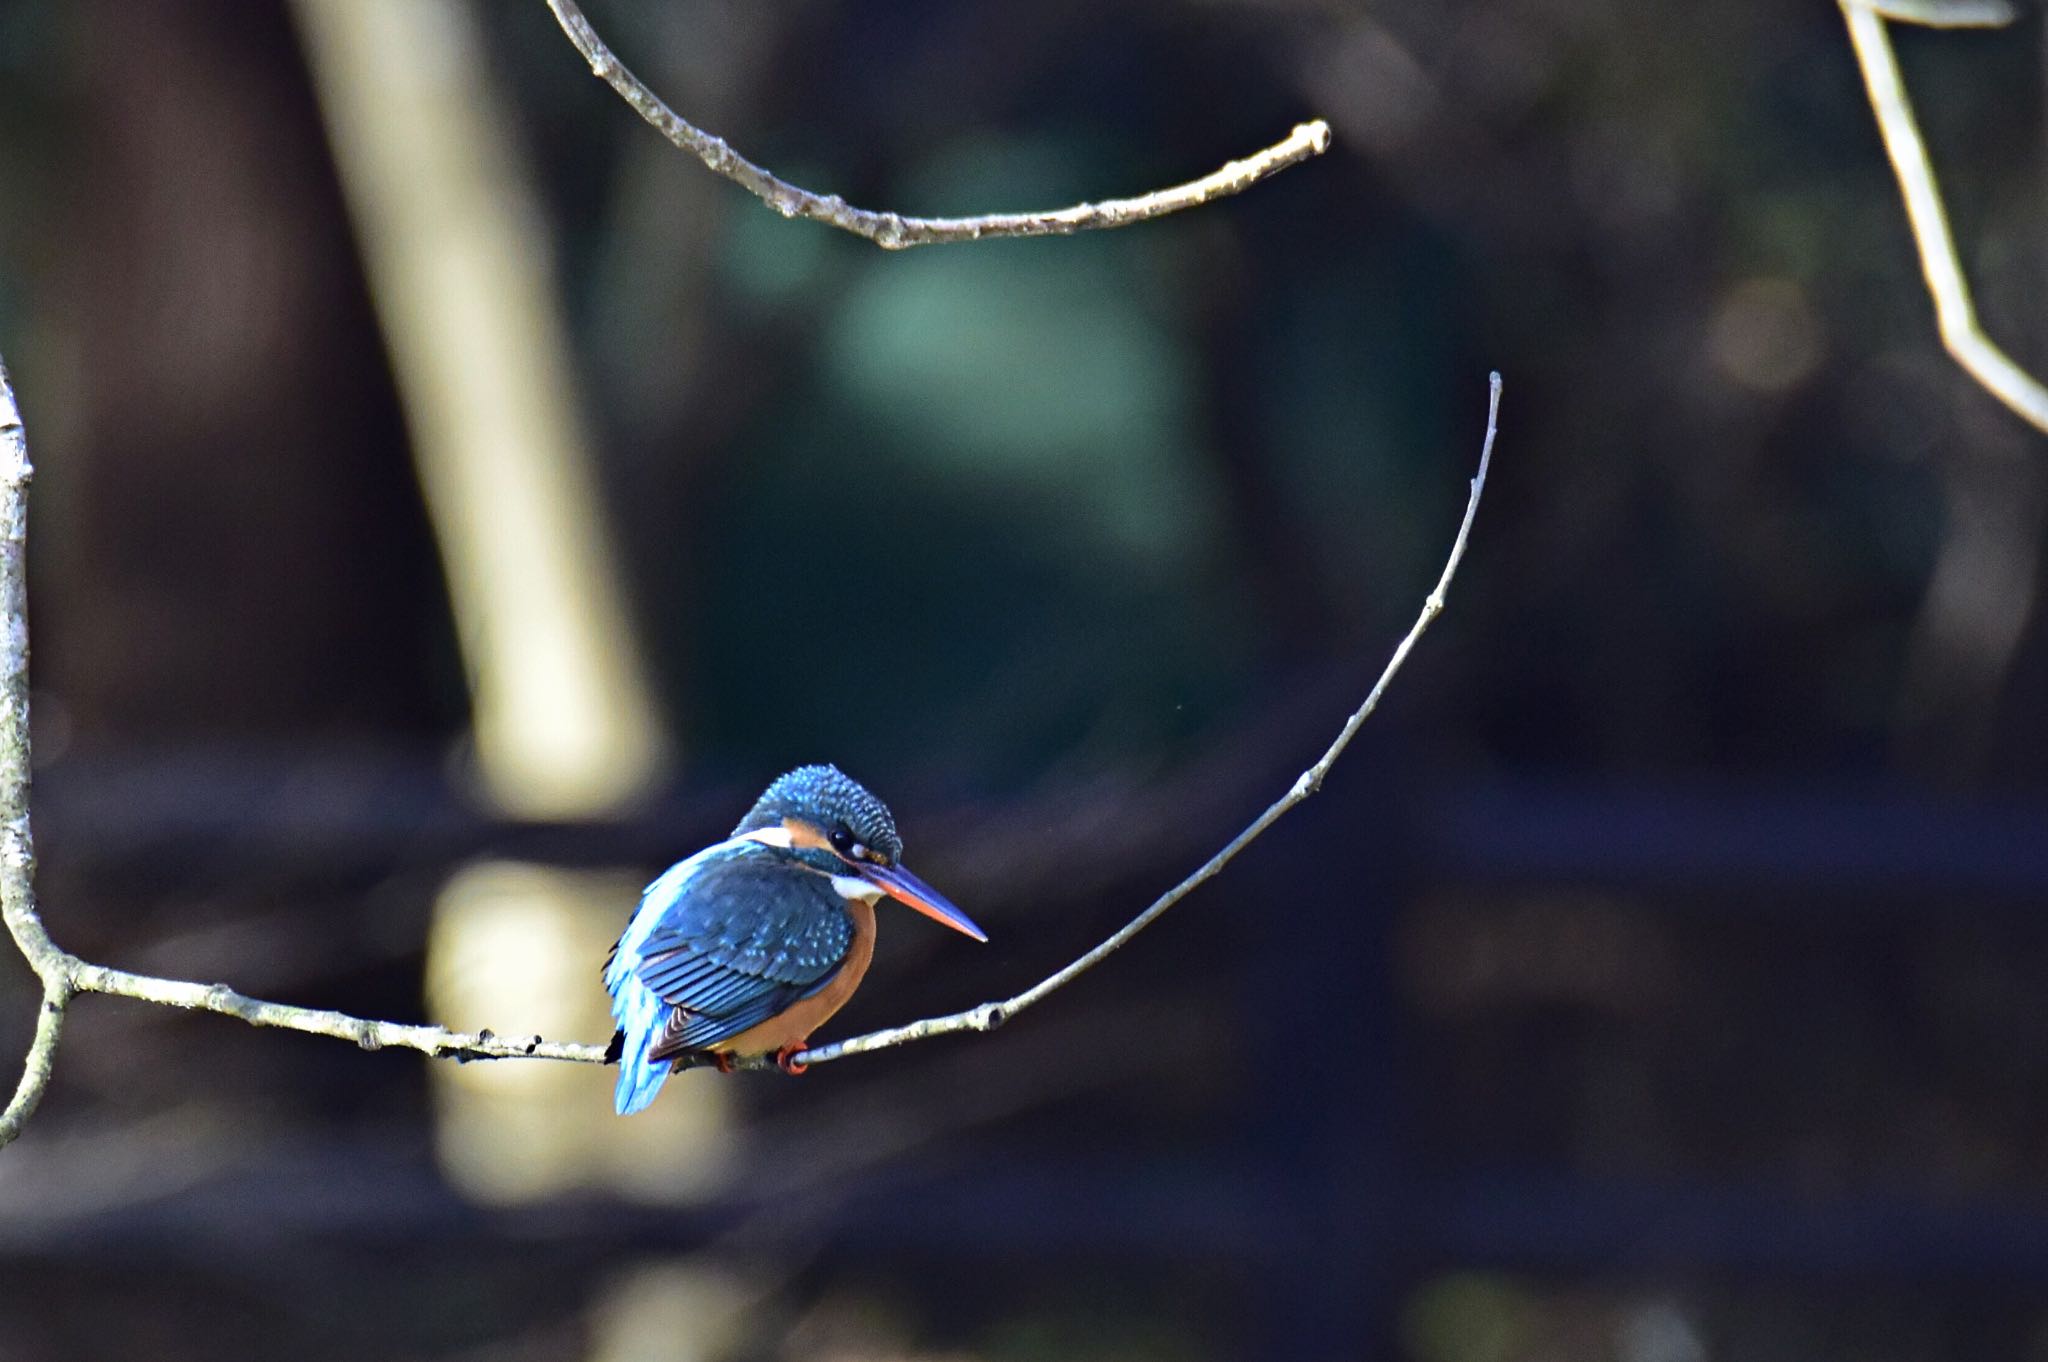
[605,764,986,1113]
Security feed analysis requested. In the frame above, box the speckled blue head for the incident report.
[734,764,904,867]
[731,764,986,943]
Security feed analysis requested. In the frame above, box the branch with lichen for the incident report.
[0,353,64,1149]
[541,0,1331,250]
[0,349,1497,1144]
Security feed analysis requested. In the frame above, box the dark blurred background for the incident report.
[1,0,2046,1359]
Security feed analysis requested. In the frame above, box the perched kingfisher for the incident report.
[606,764,986,1113]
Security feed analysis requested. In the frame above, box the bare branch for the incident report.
[797,372,1503,1068]
[541,0,1332,250]
[0,352,69,1150]
[0,347,1498,1132]
[0,363,40,964]
[64,961,607,1064]
[0,977,69,1146]
[1841,3,2048,435]
[2,348,619,1152]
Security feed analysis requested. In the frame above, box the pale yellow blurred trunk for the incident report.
[293,0,730,1205]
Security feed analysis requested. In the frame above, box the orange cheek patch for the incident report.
[780,818,837,853]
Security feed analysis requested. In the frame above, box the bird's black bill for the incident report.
[860,862,988,941]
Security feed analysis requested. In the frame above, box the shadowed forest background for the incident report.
[2,1,2047,1359]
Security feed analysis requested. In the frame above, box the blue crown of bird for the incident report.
[606,764,986,1113]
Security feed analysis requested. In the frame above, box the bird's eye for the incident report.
[828,826,855,856]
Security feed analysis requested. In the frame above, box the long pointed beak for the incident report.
[859,861,987,942]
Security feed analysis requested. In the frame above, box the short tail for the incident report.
[609,976,673,1115]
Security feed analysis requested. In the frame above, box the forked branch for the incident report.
[542,0,1331,249]
[0,351,1498,1141]
[1840,0,2048,434]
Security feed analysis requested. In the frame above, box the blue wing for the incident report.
[634,850,853,1055]
[607,840,852,1112]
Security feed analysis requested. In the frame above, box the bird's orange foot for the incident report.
[774,1043,810,1076]
[712,1052,737,1074]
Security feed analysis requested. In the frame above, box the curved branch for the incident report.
[542,0,1332,250]
[1840,2,2048,435]
[797,371,1502,1067]
[0,353,1499,1136]
[0,976,68,1146]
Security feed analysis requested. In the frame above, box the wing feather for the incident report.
[610,841,853,1059]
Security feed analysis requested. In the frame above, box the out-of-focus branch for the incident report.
[1841,0,2048,435]
[1849,0,2017,28]
[0,354,1499,1133]
[297,0,692,1197]
[542,0,1332,249]
[296,0,669,817]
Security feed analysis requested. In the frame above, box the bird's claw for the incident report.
[775,1043,809,1076]
[712,1052,737,1074]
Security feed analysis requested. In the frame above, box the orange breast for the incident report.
[711,899,877,1057]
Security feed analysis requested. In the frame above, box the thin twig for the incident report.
[798,371,1502,1067]
[0,351,1499,1137]
[1841,2,2048,435]
[541,0,1332,249]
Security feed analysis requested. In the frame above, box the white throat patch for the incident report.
[831,875,883,904]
